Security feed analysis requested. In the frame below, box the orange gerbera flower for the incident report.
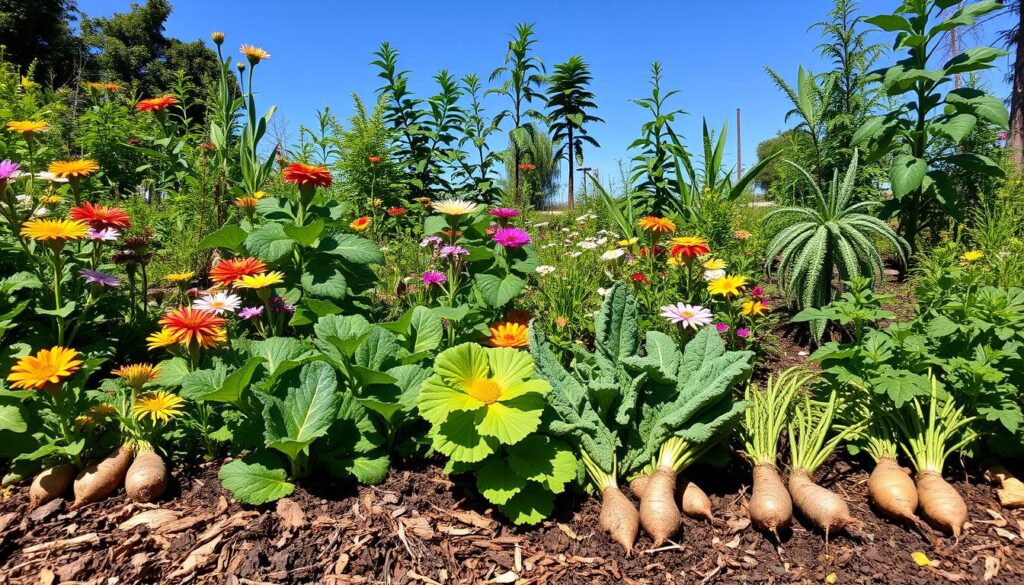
[637,216,677,234]
[136,96,180,112]
[158,307,226,348]
[111,363,161,388]
[209,257,267,286]
[387,207,407,217]
[669,236,711,260]
[350,216,371,232]
[487,322,529,348]
[6,120,49,136]
[282,163,333,189]
[240,45,271,65]
[234,197,258,208]
[69,201,131,230]
[49,159,99,180]
[7,347,82,390]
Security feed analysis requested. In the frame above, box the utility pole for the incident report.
[577,167,593,200]
[736,108,742,182]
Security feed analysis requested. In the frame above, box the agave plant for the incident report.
[765,151,908,339]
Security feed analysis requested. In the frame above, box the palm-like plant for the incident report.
[764,65,835,186]
[546,56,603,210]
[765,151,909,339]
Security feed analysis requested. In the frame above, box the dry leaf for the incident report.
[557,523,581,541]
[983,556,1000,581]
[276,498,307,531]
[118,509,182,531]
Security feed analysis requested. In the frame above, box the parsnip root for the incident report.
[917,471,967,538]
[125,449,168,503]
[72,446,134,508]
[680,478,713,521]
[638,465,681,546]
[749,463,792,536]
[600,485,640,554]
[788,469,855,538]
[29,464,76,509]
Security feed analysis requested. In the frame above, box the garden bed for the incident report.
[0,459,1020,584]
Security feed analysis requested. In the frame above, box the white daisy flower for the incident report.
[193,291,242,315]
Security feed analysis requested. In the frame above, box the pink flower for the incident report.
[80,269,120,287]
[736,328,751,338]
[659,303,713,329]
[489,207,520,218]
[0,160,20,181]
[492,227,531,248]
[715,322,729,333]
[751,286,765,298]
[422,271,446,286]
[87,227,121,242]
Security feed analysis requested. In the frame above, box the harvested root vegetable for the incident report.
[917,471,967,538]
[639,465,681,546]
[749,463,792,535]
[29,464,76,509]
[680,478,713,521]
[72,445,133,508]
[599,485,640,553]
[629,474,649,499]
[125,449,168,503]
[788,469,855,537]
[868,457,918,523]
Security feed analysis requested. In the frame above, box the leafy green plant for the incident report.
[547,55,602,210]
[764,65,835,185]
[455,74,504,203]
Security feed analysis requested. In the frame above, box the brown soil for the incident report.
[0,458,1020,584]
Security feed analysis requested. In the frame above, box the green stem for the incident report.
[50,248,65,345]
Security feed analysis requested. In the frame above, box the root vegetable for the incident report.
[630,474,649,499]
[917,471,967,538]
[788,469,855,537]
[679,478,713,521]
[599,485,640,553]
[749,463,792,536]
[72,446,134,508]
[638,465,681,546]
[868,457,918,523]
[125,449,168,503]
[29,464,76,509]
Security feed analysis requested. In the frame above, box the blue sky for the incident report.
[81,0,1017,197]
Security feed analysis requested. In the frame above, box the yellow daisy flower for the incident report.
[6,120,49,136]
[740,300,768,317]
[165,271,195,283]
[707,274,749,297]
[240,45,271,65]
[111,363,161,389]
[7,346,82,390]
[961,250,984,264]
[48,159,99,180]
[20,219,89,242]
[146,327,180,350]
[703,258,727,271]
[132,390,186,424]
[235,271,285,290]
[432,199,479,216]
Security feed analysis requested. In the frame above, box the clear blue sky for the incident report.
[81,0,1016,197]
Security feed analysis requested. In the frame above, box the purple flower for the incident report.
[736,328,751,339]
[0,160,20,181]
[420,235,443,248]
[439,245,469,258]
[488,207,520,218]
[751,286,765,299]
[492,227,531,248]
[715,322,729,333]
[269,296,295,314]
[87,227,120,242]
[239,306,264,320]
[422,270,447,286]
[80,269,120,287]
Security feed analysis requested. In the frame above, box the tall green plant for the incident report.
[628,62,687,216]
[547,56,603,210]
[456,74,504,202]
[765,66,836,185]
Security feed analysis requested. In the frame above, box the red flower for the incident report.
[368,155,381,164]
[209,257,267,286]
[201,142,216,151]
[69,202,131,230]
[136,96,179,112]
[630,272,651,285]
[442,228,463,240]
[387,207,407,217]
[668,236,711,260]
[638,245,665,257]
[282,163,332,189]
[159,306,225,347]
[517,163,536,171]
[127,137,141,146]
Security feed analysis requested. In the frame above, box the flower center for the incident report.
[466,378,503,404]
[681,310,694,319]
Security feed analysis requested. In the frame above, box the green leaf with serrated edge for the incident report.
[506,435,577,494]
[155,357,190,387]
[219,453,294,504]
[319,233,383,264]
[245,223,294,262]
[407,306,443,354]
[476,455,527,505]
[473,273,525,308]
[429,409,498,463]
[300,264,347,300]
[0,404,26,433]
[283,219,324,247]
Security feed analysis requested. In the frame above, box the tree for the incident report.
[455,73,504,202]
[0,0,81,86]
[1001,1,1024,168]
[501,125,559,206]
[489,23,546,206]
[764,66,835,185]
[546,56,603,210]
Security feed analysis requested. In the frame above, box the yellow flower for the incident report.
[20,76,37,90]
[618,237,639,247]
[740,300,768,317]
[240,44,270,65]
[667,256,683,267]
[637,215,676,234]
[707,274,749,297]
[6,120,49,136]
[165,271,195,283]
[371,198,383,207]
[111,363,161,388]
[487,322,529,348]
[235,271,285,290]
[48,159,99,180]
[703,258,727,271]
[350,216,371,231]
[87,403,117,417]
[20,219,89,242]
[132,390,186,424]
[7,346,83,390]
[961,250,984,263]
[432,199,479,216]
[211,31,225,45]
[252,190,267,199]
[40,195,64,205]
[146,328,180,350]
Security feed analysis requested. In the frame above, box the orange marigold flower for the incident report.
[159,307,226,348]
[6,120,49,135]
[517,163,536,171]
[350,216,371,232]
[637,216,676,234]
[487,322,529,348]
[283,163,332,189]
[234,197,258,208]
[111,363,161,388]
[7,346,82,390]
[69,201,131,230]
[136,96,179,112]
[669,236,711,260]
[368,155,381,164]
[387,207,407,217]
[209,257,267,286]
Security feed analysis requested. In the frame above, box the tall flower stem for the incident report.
[49,248,65,345]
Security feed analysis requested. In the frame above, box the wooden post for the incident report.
[736,108,742,182]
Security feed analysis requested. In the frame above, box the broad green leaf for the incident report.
[0,404,26,433]
[219,453,294,504]
[473,273,525,308]
[319,234,384,264]
[506,435,577,494]
[890,155,926,199]
[300,264,347,300]
[283,219,325,247]
[497,481,554,526]
[407,306,443,354]
[262,362,342,460]
[198,224,248,252]
[429,409,498,463]
[475,394,546,445]
[476,456,527,505]
[245,223,294,262]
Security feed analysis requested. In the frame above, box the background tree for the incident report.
[546,56,602,211]
[764,65,835,186]
[628,62,687,216]
[455,73,504,202]
[1001,1,1024,168]
[0,0,82,86]
[501,125,559,206]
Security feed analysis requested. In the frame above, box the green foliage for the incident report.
[628,62,686,216]
[455,74,504,203]
[335,94,404,211]
[546,55,602,208]
[788,388,865,473]
[0,0,81,86]
[765,65,835,184]
[742,368,814,466]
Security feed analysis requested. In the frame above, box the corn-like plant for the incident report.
[765,151,908,339]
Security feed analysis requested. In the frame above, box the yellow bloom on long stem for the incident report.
[20,219,89,242]
[740,300,768,317]
[6,120,49,136]
[637,216,676,234]
[48,159,99,180]
[165,271,195,283]
[132,390,185,424]
[147,328,180,350]
[961,250,984,263]
[703,258,727,271]
[7,346,82,390]
[431,199,479,216]
[111,363,161,389]
[240,45,271,65]
[707,274,749,297]
[235,271,285,290]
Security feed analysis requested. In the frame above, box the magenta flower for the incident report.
[239,306,264,320]
[492,227,531,248]
[422,270,447,286]
[715,322,729,333]
[420,235,443,248]
[751,286,765,298]
[439,245,469,258]
[736,328,751,339]
[80,269,120,287]
[0,160,20,181]
[87,227,120,242]
[489,208,520,218]
[269,297,295,314]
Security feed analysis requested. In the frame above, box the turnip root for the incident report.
[72,446,134,508]
[679,477,713,521]
[29,464,76,509]
[599,485,640,553]
[629,474,649,499]
[868,457,918,523]
[749,463,792,536]
[788,469,856,538]
[125,449,168,503]
[639,465,681,546]
[917,471,967,538]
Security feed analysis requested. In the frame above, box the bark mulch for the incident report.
[0,457,1021,584]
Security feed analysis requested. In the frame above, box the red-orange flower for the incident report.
[234,197,258,208]
[668,236,711,260]
[387,207,407,217]
[368,155,381,164]
[209,257,267,286]
[283,163,332,189]
[136,96,180,112]
[631,272,651,285]
[517,163,536,171]
[69,202,131,230]
[158,307,226,348]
